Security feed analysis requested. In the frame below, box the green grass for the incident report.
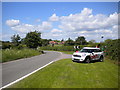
[10,58,118,88]
[60,51,74,54]
[54,44,63,47]
[0,50,1,62]
[2,48,42,62]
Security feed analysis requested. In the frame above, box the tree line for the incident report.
[2,31,49,49]
[1,31,119,62]
[2,31,97,49]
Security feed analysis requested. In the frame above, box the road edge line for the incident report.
[1,51,62,89]
[1,61,54,89]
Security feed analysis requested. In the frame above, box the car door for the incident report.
[94,49,101,60]
[90,49,98,60]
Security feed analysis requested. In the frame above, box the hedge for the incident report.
[103,39,119,61]
[39,45,96,51]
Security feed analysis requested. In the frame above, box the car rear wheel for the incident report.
[99,56,104,62]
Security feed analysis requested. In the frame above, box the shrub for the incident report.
[40,45,95,51]
[16,44,27,49]
[102,39,119,61]
[2,42,12,49]
[2,48,42,62]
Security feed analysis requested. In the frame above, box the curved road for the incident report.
[2,51,71,87]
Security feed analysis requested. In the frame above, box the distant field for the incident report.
[2,49,42,62]
[10,58,118,88]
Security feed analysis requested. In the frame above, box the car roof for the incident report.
[83,47,100,49]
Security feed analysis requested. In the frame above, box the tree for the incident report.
[48,39,52,41]
[75,36,87,45]
[24,31,41,48]
[64,38,75,46]
[41,39,49,46]
[11,34,21,46]
[61,39,64,42]
[88,40,96,44]
[104,39,112,43]
[54,40,60,42]
[2,41,13,49]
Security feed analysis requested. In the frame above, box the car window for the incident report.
[94,49,102,52]
[80,49,101,53]
[80,49,94,53]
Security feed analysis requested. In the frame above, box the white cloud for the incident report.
[36,19,41,22]
[49,13,59,21]
[11,24,35,33]
[52,34,62,37]
[81,8,92,16]
[59,11,118,31]
[6,19,20,27]
[6,20,52,33]
[52,8,118,41]
[41,21,52,30]
[5,8,118,42]
[51,28,62,33]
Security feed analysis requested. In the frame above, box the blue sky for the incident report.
[2,2,118,42]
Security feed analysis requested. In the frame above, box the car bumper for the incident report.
[72,56,85,62]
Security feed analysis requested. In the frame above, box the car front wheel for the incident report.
[85,57,91,63]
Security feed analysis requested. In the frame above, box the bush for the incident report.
[16,44,27,49]
[40,46,74,51]
[2,48,42,62]
[2,42,12,49]
[40,45,95,51]
[103,39,119,61]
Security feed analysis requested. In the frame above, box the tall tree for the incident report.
[64,38,74,46]
[24,31,41,48]
[61,39,64,42]
[75,36,87,45]
[11,34,21,46]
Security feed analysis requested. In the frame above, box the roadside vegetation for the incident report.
[2,48,42,63]
[1,31,46,62]
[1,31,119,88]
[0,50,1,62]
[60,51,74,54]
[1,30,119,64]
[40,45,95,51]
[40,39,120,65]
[10,58,118,88]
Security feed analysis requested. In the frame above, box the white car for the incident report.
[72,47,104,63]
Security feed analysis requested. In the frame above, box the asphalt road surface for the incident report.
[2,51,71,87]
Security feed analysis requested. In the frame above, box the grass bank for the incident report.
[2,48,42,62]
[10,58,118,88]
[60,51,74,54]
[0,50,1,62]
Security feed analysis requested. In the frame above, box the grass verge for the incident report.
[2,48,42,62]
[60,51,74,54]
[0,50,1,62]
[10,58,118,88]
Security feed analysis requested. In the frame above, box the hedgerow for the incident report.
[40,45,96,51]
[103,39,119,61]
[40,39,119,62]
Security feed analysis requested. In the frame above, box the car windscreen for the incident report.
[80,49,101,53]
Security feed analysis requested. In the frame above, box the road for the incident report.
[2,51,71,87]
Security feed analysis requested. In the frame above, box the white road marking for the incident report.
[1,51,63,89]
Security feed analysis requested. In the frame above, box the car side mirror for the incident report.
[92,52,94,55]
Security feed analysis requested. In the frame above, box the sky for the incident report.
[2,2,119,42]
